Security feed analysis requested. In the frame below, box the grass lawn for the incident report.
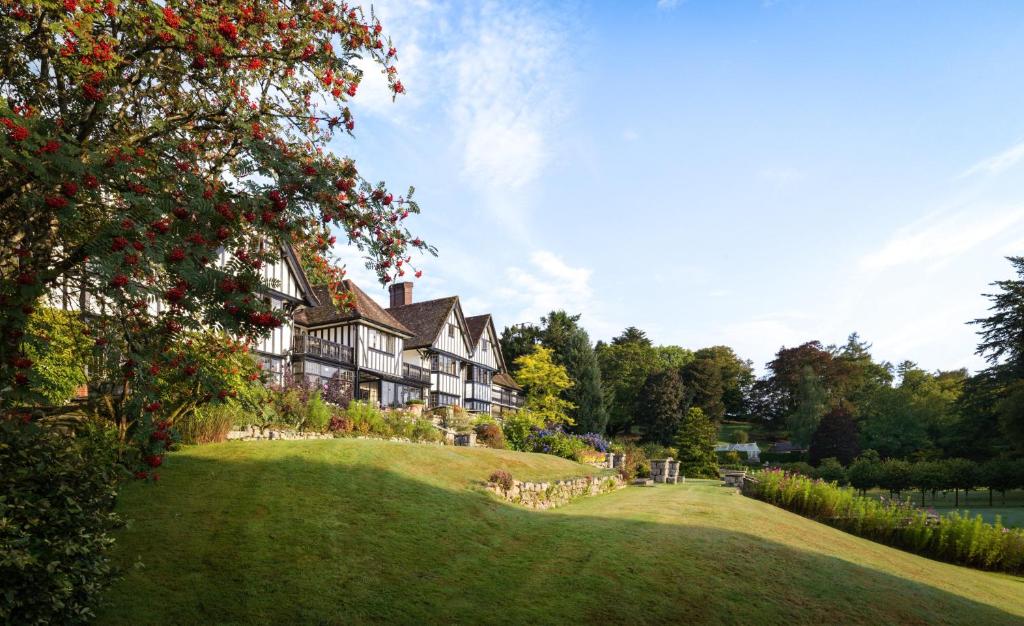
[98,439,1024,625]
[863,488,1024,529]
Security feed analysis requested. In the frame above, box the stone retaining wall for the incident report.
[226,428,333,441]
[485,475,626,510]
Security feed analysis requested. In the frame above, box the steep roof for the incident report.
[493,371,522,391]
[465,314,491,345]
[294,280,412,336]
[388,296,466,350]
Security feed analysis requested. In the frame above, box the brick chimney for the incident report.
[389,281,413,307]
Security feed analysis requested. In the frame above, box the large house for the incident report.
[50,243,523,413]
[386,282,523,416]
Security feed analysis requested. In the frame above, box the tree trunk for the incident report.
[955,488,959,507]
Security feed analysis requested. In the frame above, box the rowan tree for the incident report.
[0,1,434,470]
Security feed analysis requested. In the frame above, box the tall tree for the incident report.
[637,369,685,445]
[597,327,658,435]
[502,312,606,433]
[809,404,860,465]
[691,346,754,419]
[680,356,726,423]
[500,323,543,376]
[968,256,1024,454]
[514,345,575,427]
[786,365,828,447]
[675,407,719,478]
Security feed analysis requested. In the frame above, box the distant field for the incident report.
[864,488,1024,529]
[98,439,1024,624]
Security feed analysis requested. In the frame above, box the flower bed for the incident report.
[743,469,1024,573]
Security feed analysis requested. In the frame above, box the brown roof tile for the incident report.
[464,314,491,345]
[387,297,459,349]
[493,371,522,391]
[294,280,412,336]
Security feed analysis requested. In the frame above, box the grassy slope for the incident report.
[98,440,1024,625]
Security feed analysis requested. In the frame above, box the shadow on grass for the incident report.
[98,450,1024,626]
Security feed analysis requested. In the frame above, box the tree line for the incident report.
[501,256,1024,466]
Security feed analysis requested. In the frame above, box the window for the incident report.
[482,340,489,353]
[431,354,458,375]
[367,328,394,353]
[448,323,456,338]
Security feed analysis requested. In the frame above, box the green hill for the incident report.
[98,440,1024,625]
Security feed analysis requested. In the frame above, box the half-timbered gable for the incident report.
[463,314,502,412]
[249,242,318,382]
[387,285,475,409]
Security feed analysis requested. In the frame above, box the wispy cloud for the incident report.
[622,129,640,142]
[497,250,595,324]
[657,0,683,9]
[445,3,571,234]
[957,139,1024,179]
[859,207,1024,271]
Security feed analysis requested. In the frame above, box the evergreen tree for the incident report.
[691,346,754,419]
[969,257,1024,454]
[562,331,608,434]
[500,323,543,376]
[681,356,726,423]
[637,369,685,445]
[675,407,719,478]
[809,404,860,466]
[786,365,828,447]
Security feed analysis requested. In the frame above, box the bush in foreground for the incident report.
[745,469,1024,573]
[0,418,123,624]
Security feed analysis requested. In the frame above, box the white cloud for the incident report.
[497,250,597,325]
[657,0,683,9]
[859,207,1024,271]
[958,139,1024,179]
[622,129,639,142]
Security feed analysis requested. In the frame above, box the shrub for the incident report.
[305,391,332,433]
[411,417,442,443]
[745,469,1024,574]
[489,469,514,491]
[345,401,388,436]
[847,452,883,495]
[777,461,815,477]
[475,422,506,449]
[732,429,750,444]
[526,427,588,461]
[329,414,354,435]
[617,442,650,481]
[641,442,679,461]
[815,457,848,485]
[502,410,544,452]
[578,432,610,452]
[0,419,123,624]
[176,403,238,444]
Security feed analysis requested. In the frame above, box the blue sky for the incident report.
[331,0,1024,374]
